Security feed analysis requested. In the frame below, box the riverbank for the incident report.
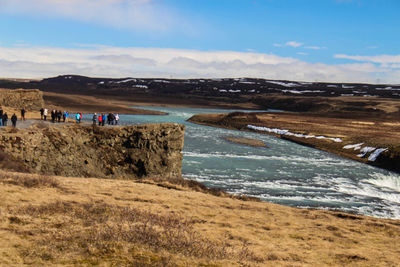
[1,170,399,266]
[188,112,400,173]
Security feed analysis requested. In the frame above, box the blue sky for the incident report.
[0,0,399,83]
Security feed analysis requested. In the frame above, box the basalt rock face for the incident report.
[0,88,44,110]
[0,123,185,179]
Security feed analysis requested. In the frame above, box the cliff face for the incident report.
[0,123,185,179]
[0,88,44,110]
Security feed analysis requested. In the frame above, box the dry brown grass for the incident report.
[0,170,61,189]
[9,200,259,265]
[0,172,261,266]
[0,171,399,266]
[142,176,261,202]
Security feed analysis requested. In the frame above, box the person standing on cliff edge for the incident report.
[102,114,106,126]
[115,114,119,125]
[92,113,97,125]
[40,108,44,120]
[11,114,17,127]
[3,112,8,126]
[21,107,26,121]
[0,107,3,126]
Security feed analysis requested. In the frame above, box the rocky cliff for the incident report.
[0,88,44,110]
[0,123,185,179]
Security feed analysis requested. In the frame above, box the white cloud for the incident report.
[335,54,400,64]
[285,41,303,48]
[0,0,180,31]
[0,46,399,84]
[305,46,326,50]
[274,41,303,48]
[297,52,308,56]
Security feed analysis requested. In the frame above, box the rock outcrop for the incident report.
[0,88,44,110]
[0,123,185,179]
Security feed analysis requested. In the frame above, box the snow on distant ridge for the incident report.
[153,80,170,83]
[267,81,300,87]
[115,78,136,83]
[133,85,148,89]
[239,81,255,84]
[282,90,325,94]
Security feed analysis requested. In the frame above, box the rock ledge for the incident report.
[0,123,185,179]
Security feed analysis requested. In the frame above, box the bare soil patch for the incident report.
[223,136,268,148]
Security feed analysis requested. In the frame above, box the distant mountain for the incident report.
[33,75,400,99]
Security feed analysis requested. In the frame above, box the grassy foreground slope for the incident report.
[0,171,399,266]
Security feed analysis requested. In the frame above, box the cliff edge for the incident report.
[0,123,185,179]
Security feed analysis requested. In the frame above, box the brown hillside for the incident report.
[0,171,399,266]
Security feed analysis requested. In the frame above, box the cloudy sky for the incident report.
[0,0,399,83]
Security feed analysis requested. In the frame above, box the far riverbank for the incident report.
[188,111,400,174]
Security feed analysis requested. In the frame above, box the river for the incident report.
[85,107,400,219]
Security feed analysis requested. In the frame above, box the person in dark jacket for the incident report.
[40,108,44,120]
[57,110,62,122]
[0,108,3,126]
[107,113,111,125]
[3,112,8,126]
[51,110,55,123]
[11,114,17,127]
[110,113,115,125]
[92,113,97,125]
[21,108,26,121]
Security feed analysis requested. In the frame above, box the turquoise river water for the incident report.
[83,106,400,219]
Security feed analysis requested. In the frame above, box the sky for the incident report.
[0,0,399,83]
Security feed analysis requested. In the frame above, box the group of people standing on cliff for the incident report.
[40,108,70,123]
[1,107,122,127]
[39,109,120,126]
[0,107,24,128]
[93,113,120,126]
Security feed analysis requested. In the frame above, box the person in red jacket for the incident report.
[98,114,103,126]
